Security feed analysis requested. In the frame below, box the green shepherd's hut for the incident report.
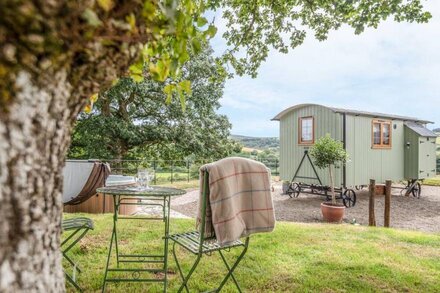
[272,104,437,206]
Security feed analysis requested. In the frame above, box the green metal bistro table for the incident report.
[97,185,186,292]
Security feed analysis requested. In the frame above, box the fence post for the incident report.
[187,160,190,182]
[171,161,174,184]
[369,179,376,227]
[384,180,392,228]
[153,160,157,184]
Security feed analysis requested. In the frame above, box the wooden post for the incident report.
[384,180,392,227]
[369,179,376,226]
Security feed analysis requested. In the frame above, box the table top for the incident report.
[97,185,186,197]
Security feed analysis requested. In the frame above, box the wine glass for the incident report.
[137,168,147,190]
[145,170,155,190]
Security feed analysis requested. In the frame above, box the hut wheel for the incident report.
[411,182,421,198]
[343,189,356,208]
[290,183,301,198]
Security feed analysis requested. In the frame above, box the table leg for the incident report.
[102,195,120,292]
[114,196,120,268]
[163,196,171,292]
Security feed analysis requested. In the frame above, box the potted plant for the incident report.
[282,180,290,194]
[309,134,349,223]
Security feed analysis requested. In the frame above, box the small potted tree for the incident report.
[309,134,349,223]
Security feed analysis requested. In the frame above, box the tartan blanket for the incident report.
[196,157,275,246]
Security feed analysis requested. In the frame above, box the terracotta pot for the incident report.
[321,202,346,223]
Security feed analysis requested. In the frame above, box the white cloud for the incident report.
[212,2,440,136]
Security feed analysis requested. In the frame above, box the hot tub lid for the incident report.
[106,175,136,186]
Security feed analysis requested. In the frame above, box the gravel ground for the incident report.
[170,183,440,234]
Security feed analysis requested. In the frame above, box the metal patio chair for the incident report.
[169,171,250,293]
[62,217,94,292]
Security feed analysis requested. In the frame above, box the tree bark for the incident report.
[0,70,80,292]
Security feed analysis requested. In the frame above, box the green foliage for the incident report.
[68,46,240,161]
[310,134,348,204]
[309,134,348,170]
[231,135,279,150]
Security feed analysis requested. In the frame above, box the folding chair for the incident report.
[62,217,94,292]
[169,171,250,293]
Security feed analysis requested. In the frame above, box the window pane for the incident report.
[373,123,381,145]
[301,118,313,142]
[382,124,390,145]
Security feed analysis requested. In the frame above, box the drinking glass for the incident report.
[137,168,148,189]
[145,170,155,190]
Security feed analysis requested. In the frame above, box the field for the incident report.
[64,215,440,292]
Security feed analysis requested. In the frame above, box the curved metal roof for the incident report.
[271,103,433,124]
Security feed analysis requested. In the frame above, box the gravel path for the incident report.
[170,183,440,233]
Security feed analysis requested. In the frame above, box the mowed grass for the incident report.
[63,214,440,292]
[423,176,440,186]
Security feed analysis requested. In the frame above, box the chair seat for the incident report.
[62,217,94,231]
[169,231,244,254]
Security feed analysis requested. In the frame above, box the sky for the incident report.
[210,2,440,137]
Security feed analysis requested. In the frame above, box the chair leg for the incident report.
[174,247,203,293]
[217,238,249,292]
[218,250,241,292]
[172,242,190,293]
[65,271,83,292]
[63,252,82,273]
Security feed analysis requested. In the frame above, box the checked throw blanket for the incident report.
[196,157,275,246]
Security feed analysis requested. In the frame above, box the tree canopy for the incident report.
[69,46,240,161]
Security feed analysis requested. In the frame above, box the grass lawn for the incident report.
[63,214,440,292]
[423,176,440,186]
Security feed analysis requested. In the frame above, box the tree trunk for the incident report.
[0,70,81,292]
[328,164,336,204]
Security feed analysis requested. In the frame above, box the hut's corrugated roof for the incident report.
[404,121,438,137]
[271,103,433,124]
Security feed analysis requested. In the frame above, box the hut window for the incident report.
[372,120,392,148]
[299,116,314,144]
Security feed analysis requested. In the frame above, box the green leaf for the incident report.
[126,13,137,33]
[131,74,144,83]
[129,62,143,75]
[196,17,208,27]
[82,9,102,27]
[97,0,114,12]
[178,80,191,95]
[191,38,201,53]
[164,84,175,104]
[206,25,217,38]
[179,91,186,112]
[156,59,170,81]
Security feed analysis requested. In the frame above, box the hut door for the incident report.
[418,137,436,179]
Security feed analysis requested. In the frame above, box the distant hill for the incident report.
[231,135,279,150]
[433,128,440,133]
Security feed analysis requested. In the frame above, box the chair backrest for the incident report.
[198,170,210,245]
[196,157,273,247]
